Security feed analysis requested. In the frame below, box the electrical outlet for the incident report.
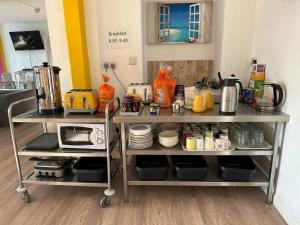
[129,57,137,65]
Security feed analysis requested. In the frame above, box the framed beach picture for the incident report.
[146,1,213,45]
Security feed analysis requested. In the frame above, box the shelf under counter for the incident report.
[12,110,115,123]
[18,147,108,157]
[126,142,274,156]
[23,171,108,187]
[127,157,269,187]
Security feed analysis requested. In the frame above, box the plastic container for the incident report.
[72,157,107,182]
[136,155,168,180]
[98,73,115,112]
[172,156,208,181]
[153,66,172,108]
[218,156,257,182]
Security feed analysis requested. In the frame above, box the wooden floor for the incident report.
[0,124,286,225]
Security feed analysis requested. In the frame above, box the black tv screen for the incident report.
[9,31,44,51]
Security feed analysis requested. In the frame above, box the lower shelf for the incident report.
[127,157,269,187]
[23,171,108,187]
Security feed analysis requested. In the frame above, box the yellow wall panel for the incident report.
[0,35,6,73]
[63,0,91,89]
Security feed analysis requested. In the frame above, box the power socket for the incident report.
[103,61,116,71]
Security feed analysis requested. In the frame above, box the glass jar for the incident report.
[203,88,214,110]
[192,87,206,113]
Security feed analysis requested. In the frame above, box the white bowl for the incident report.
[160,123,179,132]
[159,130,179,148]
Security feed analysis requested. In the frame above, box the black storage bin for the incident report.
[72,157,107,182]
[172,156,208,181]
[218,156,257,182]
[136,156,168,181]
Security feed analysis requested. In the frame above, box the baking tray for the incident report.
[180,140,236,152]
[233,140,273,150]
[25,133,59,150]
[120,105,144,116]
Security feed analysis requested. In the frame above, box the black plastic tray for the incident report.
[218,156,257,182]
[172,156,208,181]
[136,156,168,181]
[72,157,107,182]
[25,133,58,150]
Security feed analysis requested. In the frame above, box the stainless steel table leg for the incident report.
[267,122,283,203]
[121,123,128,203]
[42,122,47,133]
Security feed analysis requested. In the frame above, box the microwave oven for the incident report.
[57,123,114,150]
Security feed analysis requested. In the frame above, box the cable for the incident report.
[112,68,126,92]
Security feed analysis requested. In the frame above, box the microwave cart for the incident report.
[8,97,120,207]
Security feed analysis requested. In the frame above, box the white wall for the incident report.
[0,22,49,73]
[252,1,300,224]
[45,0,72,97]
[45,0,256,99]
[218,0,256,83]
[92,0,144,99]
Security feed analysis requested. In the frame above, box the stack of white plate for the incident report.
[128,124,153,149]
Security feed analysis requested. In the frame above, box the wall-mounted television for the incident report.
[9,31,44,51]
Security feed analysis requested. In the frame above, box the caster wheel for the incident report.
[21,191,31,203]
[100,195,111,208]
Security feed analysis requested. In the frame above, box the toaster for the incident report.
[64,89,98,114]
[127,83,153,104]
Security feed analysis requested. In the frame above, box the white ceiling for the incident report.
[0,0,47,23]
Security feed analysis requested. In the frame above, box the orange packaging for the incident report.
[153,68,172,108]
[165,66,176,102]
[98,73,115,112]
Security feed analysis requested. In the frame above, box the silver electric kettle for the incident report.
[219,75,243,115]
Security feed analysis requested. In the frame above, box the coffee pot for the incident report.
[219,75,243,115]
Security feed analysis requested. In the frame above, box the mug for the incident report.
[205,137,214,150]
[186,137,196,151]
[220,134,231,150]
[215,138,225,150]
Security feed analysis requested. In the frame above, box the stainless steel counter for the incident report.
[113,104,290,124]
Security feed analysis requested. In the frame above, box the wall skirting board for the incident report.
[274,197,298,225]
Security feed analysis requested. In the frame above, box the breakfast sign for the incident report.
[105,29,131,49]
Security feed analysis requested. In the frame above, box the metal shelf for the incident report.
[18,147,108,157]
[126,142,274,156]
[23,171,108,187]
[12,110,116,123]
[127,157,269,187]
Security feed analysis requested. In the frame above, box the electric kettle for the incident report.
[219,77,243,115]
[255,83,284,112]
